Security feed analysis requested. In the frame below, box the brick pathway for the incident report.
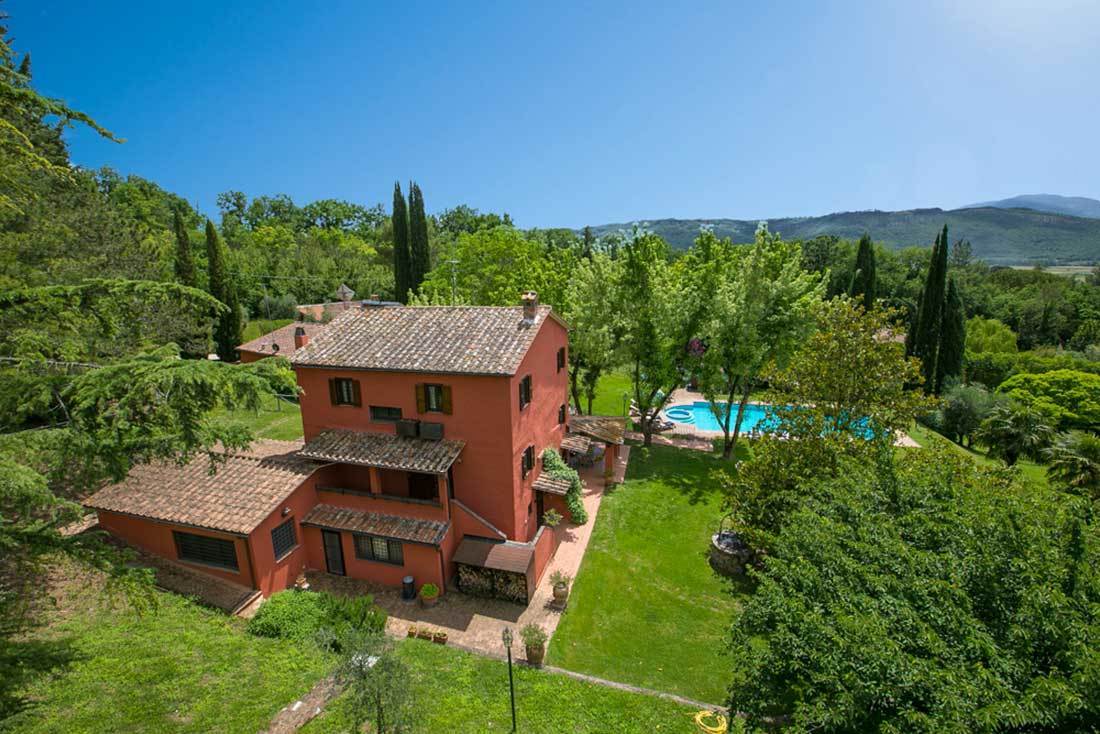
[306,451,627,661]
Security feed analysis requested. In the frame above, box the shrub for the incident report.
[541,448,588,524]
[549,570,572,587]
[997,369,1100,429]
[520,623,548,647]
[247,590,387,644]
[541,508,563,527]
[247,591,328,640]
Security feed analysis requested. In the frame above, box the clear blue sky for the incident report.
[10,0,1100,227]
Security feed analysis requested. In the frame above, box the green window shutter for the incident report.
[351,380,362,407]
[415,384,426,413]
[328,379,338,405]
[441,385,453,414]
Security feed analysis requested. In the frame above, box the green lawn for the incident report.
[583,369,634,417]
[8,565,329,733]
[907,422,1048,486]
[548,443,747,705]
[240,318,293,342]
[213,394,304,441]
[301,639,696,734]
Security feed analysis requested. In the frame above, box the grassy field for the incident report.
[213,394,304,441]
[907,421,1048,486]
[301,640,696,734]
[548,443,747,705]
[7,564,329,733]
[582,369,634,417]
[240,318,293,342]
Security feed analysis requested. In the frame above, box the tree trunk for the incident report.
[718,383,738,459]
[569,367,583,415]
[727,382,753,460]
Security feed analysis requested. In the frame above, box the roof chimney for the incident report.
[293,326,309,349]
[521,291,538,324]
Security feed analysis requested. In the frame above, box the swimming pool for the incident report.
[664,401,777,433]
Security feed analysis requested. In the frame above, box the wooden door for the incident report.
[322,530,345,576]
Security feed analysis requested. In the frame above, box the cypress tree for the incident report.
[935,276,965,393]
[392,182,410,303]
[582,226,595,258]
[205,220,241,361]
[911,225,949,392]
[849,233,876,310]
[173,209,197,287]
[408,181,430,294]
[17,53,31,78]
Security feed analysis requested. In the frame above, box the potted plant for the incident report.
[416,625,434,641]
[520,624,548,666]
[542,508,563,528]
[407,624,417,638]
[419,583,440,608]
[432,630,448,645]
[549,570,572,606]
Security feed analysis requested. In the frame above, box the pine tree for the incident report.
[392,182,410,303]
[173,209,197,287]
[935,276,966,393]
[849,233,876,310]
[910,225,949,392]
[205,220,241,361]
[408,181,430,294]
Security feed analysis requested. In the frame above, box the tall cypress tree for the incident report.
[911,225,949,392]
[849,233,876,310]
[173,209,197,287]
[17,53,31,78]
[205,220,241,361]
[392,182,410,303]
[408,181,430,294]
[935,276,966,393]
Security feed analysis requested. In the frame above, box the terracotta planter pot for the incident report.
[420,594,438,608]
[432,633,448,645]
[407,627,417,638]
[552,583,569,605]
[416,629,433,641]
[525,643,545,667]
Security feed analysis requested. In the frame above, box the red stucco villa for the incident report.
[84,293,624,606]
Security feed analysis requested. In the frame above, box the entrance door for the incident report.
[322,530,345,576]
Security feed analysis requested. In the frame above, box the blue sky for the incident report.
[10,1,1100,227]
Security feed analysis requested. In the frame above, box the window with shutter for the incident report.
[331,378,360,406]
[557,347,566,372]
[519,375,532,409]
[424,384,445,412]
[521,445,534,478]
[558,404,567,424]
[415,384,426,413]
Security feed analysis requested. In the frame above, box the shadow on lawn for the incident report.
[0,635,83,725]
[624,443,741,506]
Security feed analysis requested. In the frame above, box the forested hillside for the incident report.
[586,206,1100,264]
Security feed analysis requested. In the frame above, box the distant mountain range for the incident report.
[962,194,1100,220]
[585,195,1100,265]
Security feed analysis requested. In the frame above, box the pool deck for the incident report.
[661,388,918,447]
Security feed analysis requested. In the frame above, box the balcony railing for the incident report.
[317,485,442,508]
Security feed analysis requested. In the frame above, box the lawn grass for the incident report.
[300,639,695,734]
[213,394,304,441]
[8,564,329,733]
[548,443,747,705]
[907,421,1048,486]
[583,369,634,417]
[240,318,293,342]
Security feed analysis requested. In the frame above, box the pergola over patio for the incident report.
[567,415,628,483]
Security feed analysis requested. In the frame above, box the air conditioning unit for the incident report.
[419,422,444,441]
[396,419,419,438]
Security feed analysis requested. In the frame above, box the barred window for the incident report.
[174,531,239,572]
[353,533,404,565]
[370,405,402,422]
[519,375,532,409]
[271,519,297,560]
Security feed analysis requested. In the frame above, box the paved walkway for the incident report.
[306,451,627,660]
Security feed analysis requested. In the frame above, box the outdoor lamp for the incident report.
[502,627,513,647]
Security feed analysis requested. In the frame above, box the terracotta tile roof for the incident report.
[237,322,326,357]
[83,440,318,535]
[290,305,555,375]
[560,434,592,454]
[532,473,571,496]
[452,537,535,574]
[570,415,627,445]
[300,504,449,546]
[299,429,464,474]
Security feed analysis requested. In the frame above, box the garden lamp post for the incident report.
[502,627,516,731]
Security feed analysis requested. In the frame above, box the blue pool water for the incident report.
[664,401,777,433]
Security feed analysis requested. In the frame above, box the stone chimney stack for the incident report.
[521,291,538,324]
[293,326,309,349]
